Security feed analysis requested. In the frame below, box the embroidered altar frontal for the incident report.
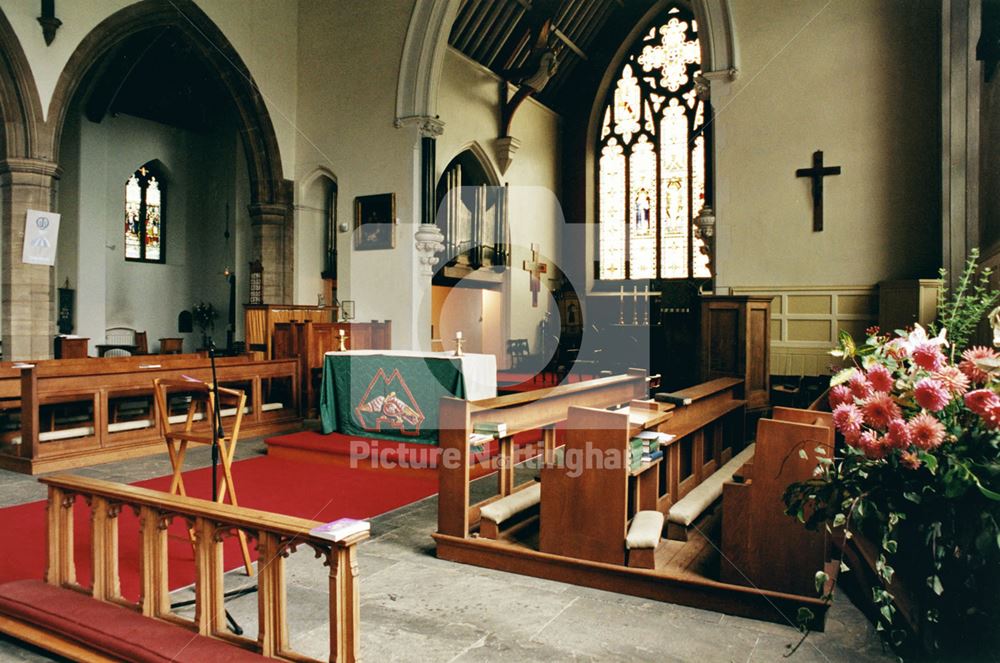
[320,353,467,444]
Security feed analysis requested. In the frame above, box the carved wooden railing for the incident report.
[41,474,366,662]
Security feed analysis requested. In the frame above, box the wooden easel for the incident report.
[153,378,253,576]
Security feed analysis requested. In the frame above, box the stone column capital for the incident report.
[248,202,290,226]
[0,157,61,182]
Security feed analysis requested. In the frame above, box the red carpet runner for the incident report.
[0,456,437,603]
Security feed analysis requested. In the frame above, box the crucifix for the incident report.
[795,150,841,231]
[522,243,548,308]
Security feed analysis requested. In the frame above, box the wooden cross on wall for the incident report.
[795,150,841,232]
[522,243,548,308]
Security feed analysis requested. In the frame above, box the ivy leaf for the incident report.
[840,560,850,573]
[903,491,921,504]
[796,607,815,631]
[833,513,847,528]
[928,575,944,596]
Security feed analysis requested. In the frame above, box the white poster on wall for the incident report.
[22,209,60,266]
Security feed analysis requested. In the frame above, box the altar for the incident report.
[319,350,497,444]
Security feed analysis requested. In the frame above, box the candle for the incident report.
[619,285,624,303]
[456,331,463,340]
[338,329,345,337]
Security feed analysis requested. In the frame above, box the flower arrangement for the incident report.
[784,251,1000,658]
[192,301,218,335]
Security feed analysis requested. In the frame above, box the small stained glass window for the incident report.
[597,4,711,280]
[124,165,165,263]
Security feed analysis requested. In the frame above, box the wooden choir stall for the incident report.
[271,320,391,416]
[433,370,834,627]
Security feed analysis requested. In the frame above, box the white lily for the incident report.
[901,323,948,353]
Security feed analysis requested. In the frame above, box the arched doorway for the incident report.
[46,1,289,354]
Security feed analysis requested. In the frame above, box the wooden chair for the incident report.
[152,378,253,575]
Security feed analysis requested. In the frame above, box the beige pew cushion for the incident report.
[626,510,665,550]
[667,443,756,527]
[480,483,541,525]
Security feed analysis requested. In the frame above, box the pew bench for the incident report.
[666,443,755,541]
[0,579,268,662]
[478,482,541,540]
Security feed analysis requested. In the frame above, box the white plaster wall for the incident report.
[710,0,940,289]
[436,48,563,354]
[294,0,420,348]
[55,112,248,354]
[2,0,298,178]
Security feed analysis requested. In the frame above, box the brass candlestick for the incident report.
[337,329,348,352]
[453,332,465,356]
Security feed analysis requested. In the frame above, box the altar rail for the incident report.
[0,355,301,474]
[17,474,365,662]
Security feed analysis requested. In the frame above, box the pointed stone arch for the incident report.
[395,0,462,128]
[47,0,292,304]
[46,0,285,208]
[0,9,44,161]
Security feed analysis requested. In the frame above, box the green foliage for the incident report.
[934,248,999,355]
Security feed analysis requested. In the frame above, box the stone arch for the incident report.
[395,0,462,127]
[0,9,44,161]
[46,0,285,210]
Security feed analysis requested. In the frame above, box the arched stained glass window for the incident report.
[124,164,164,263]
[597,5,711,281]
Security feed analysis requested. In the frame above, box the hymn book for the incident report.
[310,518,371,542]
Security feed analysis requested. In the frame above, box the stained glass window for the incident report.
[124,165,165,263]
[597,4,712,280]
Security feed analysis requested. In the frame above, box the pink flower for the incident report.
[912,343,946,372]
[960,346,998,384]
[982,405,1000,430]
[862,394,902,429]
[934,365,970,396]
[964,389,1000,416]
[914,378,950,412]
[833,403,864,440]
[849,372,873,400]
[908,413,946,450]
[828,384,854,408]
[859,431,887,460]
[886,419,912,449]
[899,451,922,470]
[866,364,894,393]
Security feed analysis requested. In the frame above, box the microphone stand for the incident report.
[171,339,256,635]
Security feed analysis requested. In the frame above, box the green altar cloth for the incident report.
[319,353,467,444]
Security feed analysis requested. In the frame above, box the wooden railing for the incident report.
[41,474,366,662]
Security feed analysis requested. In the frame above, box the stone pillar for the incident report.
[0,157,60,360]
[249,202,291,304]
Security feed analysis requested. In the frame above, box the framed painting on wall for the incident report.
[354,193,396,250]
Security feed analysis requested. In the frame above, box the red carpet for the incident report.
[0,456,437,603]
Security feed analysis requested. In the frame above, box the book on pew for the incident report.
[468,432,494,449]
[310,518,370,542]
[474,422,507,437]
[654,392,692,406]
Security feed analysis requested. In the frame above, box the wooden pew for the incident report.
[272,320,391,417]
[432,373,831,628]
[720,407,834,596]
[0,355,301,475]
[0,474,366,662]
